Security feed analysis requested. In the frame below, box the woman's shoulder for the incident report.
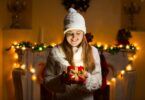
[51,44,62,51]
[91,45,99,53]
[50,44,65,57]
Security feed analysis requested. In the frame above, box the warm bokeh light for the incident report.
[14,53,18,60]
[137,47,140,50]
[32,46,34,49]
[133,55,136,59]
[128,56,134,61]
[121,70,125,75]
[107,81,111,85]
[44,45,47,48]
[21,64,26,69]
[119,44,123,48]
[111,77,116,82]
[13,63,20,68]
[38,47,43,51]
[97,42,101,47]
[16,45,20,49]
[32,74,37,81]
[126,64,132,71]
[50,43,56,47]
[126,45,130,49]
[22,47,26,51]
[110,46,113,50]
[13,41,18,45]
[30,67,36,73]
[104,44,108,50]
[10,46,15,52]
[117,70,125,79]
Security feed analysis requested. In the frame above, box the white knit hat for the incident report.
[64,8,86,34]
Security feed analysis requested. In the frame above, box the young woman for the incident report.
[44,8,102,100]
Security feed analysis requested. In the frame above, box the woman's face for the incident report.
[66,29,84,47]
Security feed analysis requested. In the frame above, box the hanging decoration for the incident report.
[116,28,132,45]
[62,0,90,12]
[85,32,94,43]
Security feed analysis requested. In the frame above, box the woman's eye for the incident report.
[67,33,73,36]
[76,32,81,35]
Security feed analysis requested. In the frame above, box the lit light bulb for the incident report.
[30,67,35,73]
[133,43,137,46]
[44,45,47,48]
[13,63,20,68]
[11,45,14,49]
[119,44,123,48]
[22,47,26,50]
[16,45,20,49]
[110,46,113,50]
[133,55,136,59]
[137,47,140,50]
[104,44,108,50]
[128,56,134,61]
[107,81,111,85]
[51,43,56,47]
[111,77,116,82]
[126,45,130,49]
[126,64,132,71]
[32,46,34,49]
[121,70,125,75]
[21,64,26,69]
[13,41,18,45]
[32,74,37,81]
[14,53,18,59]
[13,63,17,68]
[97,42,101,47]
[38,47,43,51]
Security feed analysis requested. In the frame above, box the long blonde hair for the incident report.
[61,35,95,72]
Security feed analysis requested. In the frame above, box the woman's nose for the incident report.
[72,34,77,40]
[72,34,77,38]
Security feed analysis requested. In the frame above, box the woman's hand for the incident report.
[61,66,88,84]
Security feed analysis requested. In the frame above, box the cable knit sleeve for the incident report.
[85,46,102,91]
[43,47,66,93]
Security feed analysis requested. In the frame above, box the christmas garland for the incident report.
[6,41,137,54]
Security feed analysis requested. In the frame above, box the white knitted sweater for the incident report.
[44,44,102,100]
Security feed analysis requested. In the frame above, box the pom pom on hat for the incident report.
[64,8,86,34]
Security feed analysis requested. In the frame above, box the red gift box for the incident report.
[67,66,86,84]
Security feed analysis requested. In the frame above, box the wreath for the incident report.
[62,0,90,12]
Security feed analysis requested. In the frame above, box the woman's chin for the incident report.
[70,43,79,47]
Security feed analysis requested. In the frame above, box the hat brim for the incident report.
[64,27,86,34]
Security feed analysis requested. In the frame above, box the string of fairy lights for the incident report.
[7,41,140,85]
